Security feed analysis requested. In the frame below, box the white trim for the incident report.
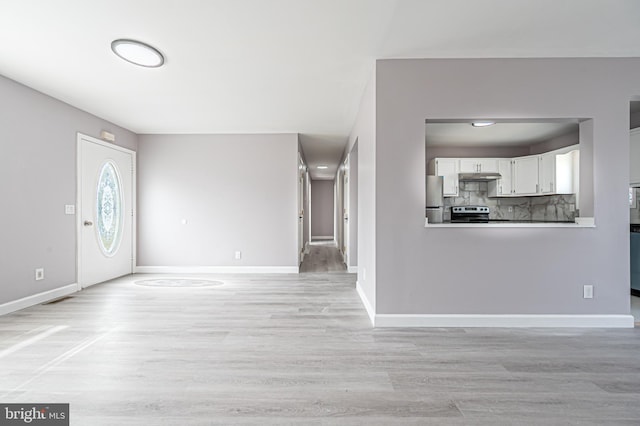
[135,266,299,274]
[356,281,375,325]
[311,236,334,240]
[348,266,358,273]
[0,284,77,316]
[373,314,634,328]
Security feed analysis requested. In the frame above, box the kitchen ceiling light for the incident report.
[471,121,496,127]
[317,165,329,169]
[111,39,165,68]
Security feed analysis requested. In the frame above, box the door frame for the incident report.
[76,133,137,290]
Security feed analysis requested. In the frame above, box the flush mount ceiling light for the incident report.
[317,165,329,169]
[111,39,165,68]
[471,121,496,127]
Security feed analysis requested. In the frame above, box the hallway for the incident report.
[299,240,347,273]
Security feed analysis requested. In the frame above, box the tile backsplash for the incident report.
[443,181,577,222]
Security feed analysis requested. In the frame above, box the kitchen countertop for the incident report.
[425,217,595,228]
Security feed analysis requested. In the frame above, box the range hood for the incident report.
[458,172,502,181]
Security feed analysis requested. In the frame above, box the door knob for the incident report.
[84,220,93,226]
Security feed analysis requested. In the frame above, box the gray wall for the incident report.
[0,74,137,305]
[346,71,376,312]
[375,58,640,315]
[136,134,298,267]
[426,131,579,164]
[529,130,579,155]
[311,180,335,238]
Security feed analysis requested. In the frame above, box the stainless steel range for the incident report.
[451,206,490,223]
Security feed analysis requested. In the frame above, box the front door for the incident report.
[78,134,134,288]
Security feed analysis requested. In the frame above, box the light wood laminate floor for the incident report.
[299,240,347,273]
[1,273,640,425]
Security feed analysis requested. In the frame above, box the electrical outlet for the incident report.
[508,206,513,213]
[64,205,75,215]
[35,268,44,281]
[235,251,242,260]
[583,285,593,299]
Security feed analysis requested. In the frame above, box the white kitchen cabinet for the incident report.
[554,149,579,194]
[513,156,539,195]
[459,159,478,173]
[539,147,579,195]
[459,158,499,173]
[432,146,579,198]
[631,128,640,186]
[539,153,555,194]
[428,158,459,196]
[488,159,513,196]
[477,158,499,173]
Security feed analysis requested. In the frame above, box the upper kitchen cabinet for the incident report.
[488,159,513,197]
[631,128,640,186]
[459,158,499,173]
[513,155,539,195]
[428,158,458,196]
[538,145,580,195]
[539,152,555,194]
[553,148,580,194]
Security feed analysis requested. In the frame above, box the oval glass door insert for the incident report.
[96,161,123,256]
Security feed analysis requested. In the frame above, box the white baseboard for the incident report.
[356,281,375,326]
[373,314,635,328]
[0,284,78,316]
[135,266,299,274]
[348,266,358,274]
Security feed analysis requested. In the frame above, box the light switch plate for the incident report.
[65,205,75,215]
[583,285,593,299]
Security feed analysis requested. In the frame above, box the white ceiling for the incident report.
[1,0,639,179]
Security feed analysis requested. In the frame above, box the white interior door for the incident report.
[343,157,349,265]
[78,134,134,288]
[298,157,305,264]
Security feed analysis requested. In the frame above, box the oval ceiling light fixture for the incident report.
[471,121,496,127]
[111,39,165,68]
[317,165,329,169]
